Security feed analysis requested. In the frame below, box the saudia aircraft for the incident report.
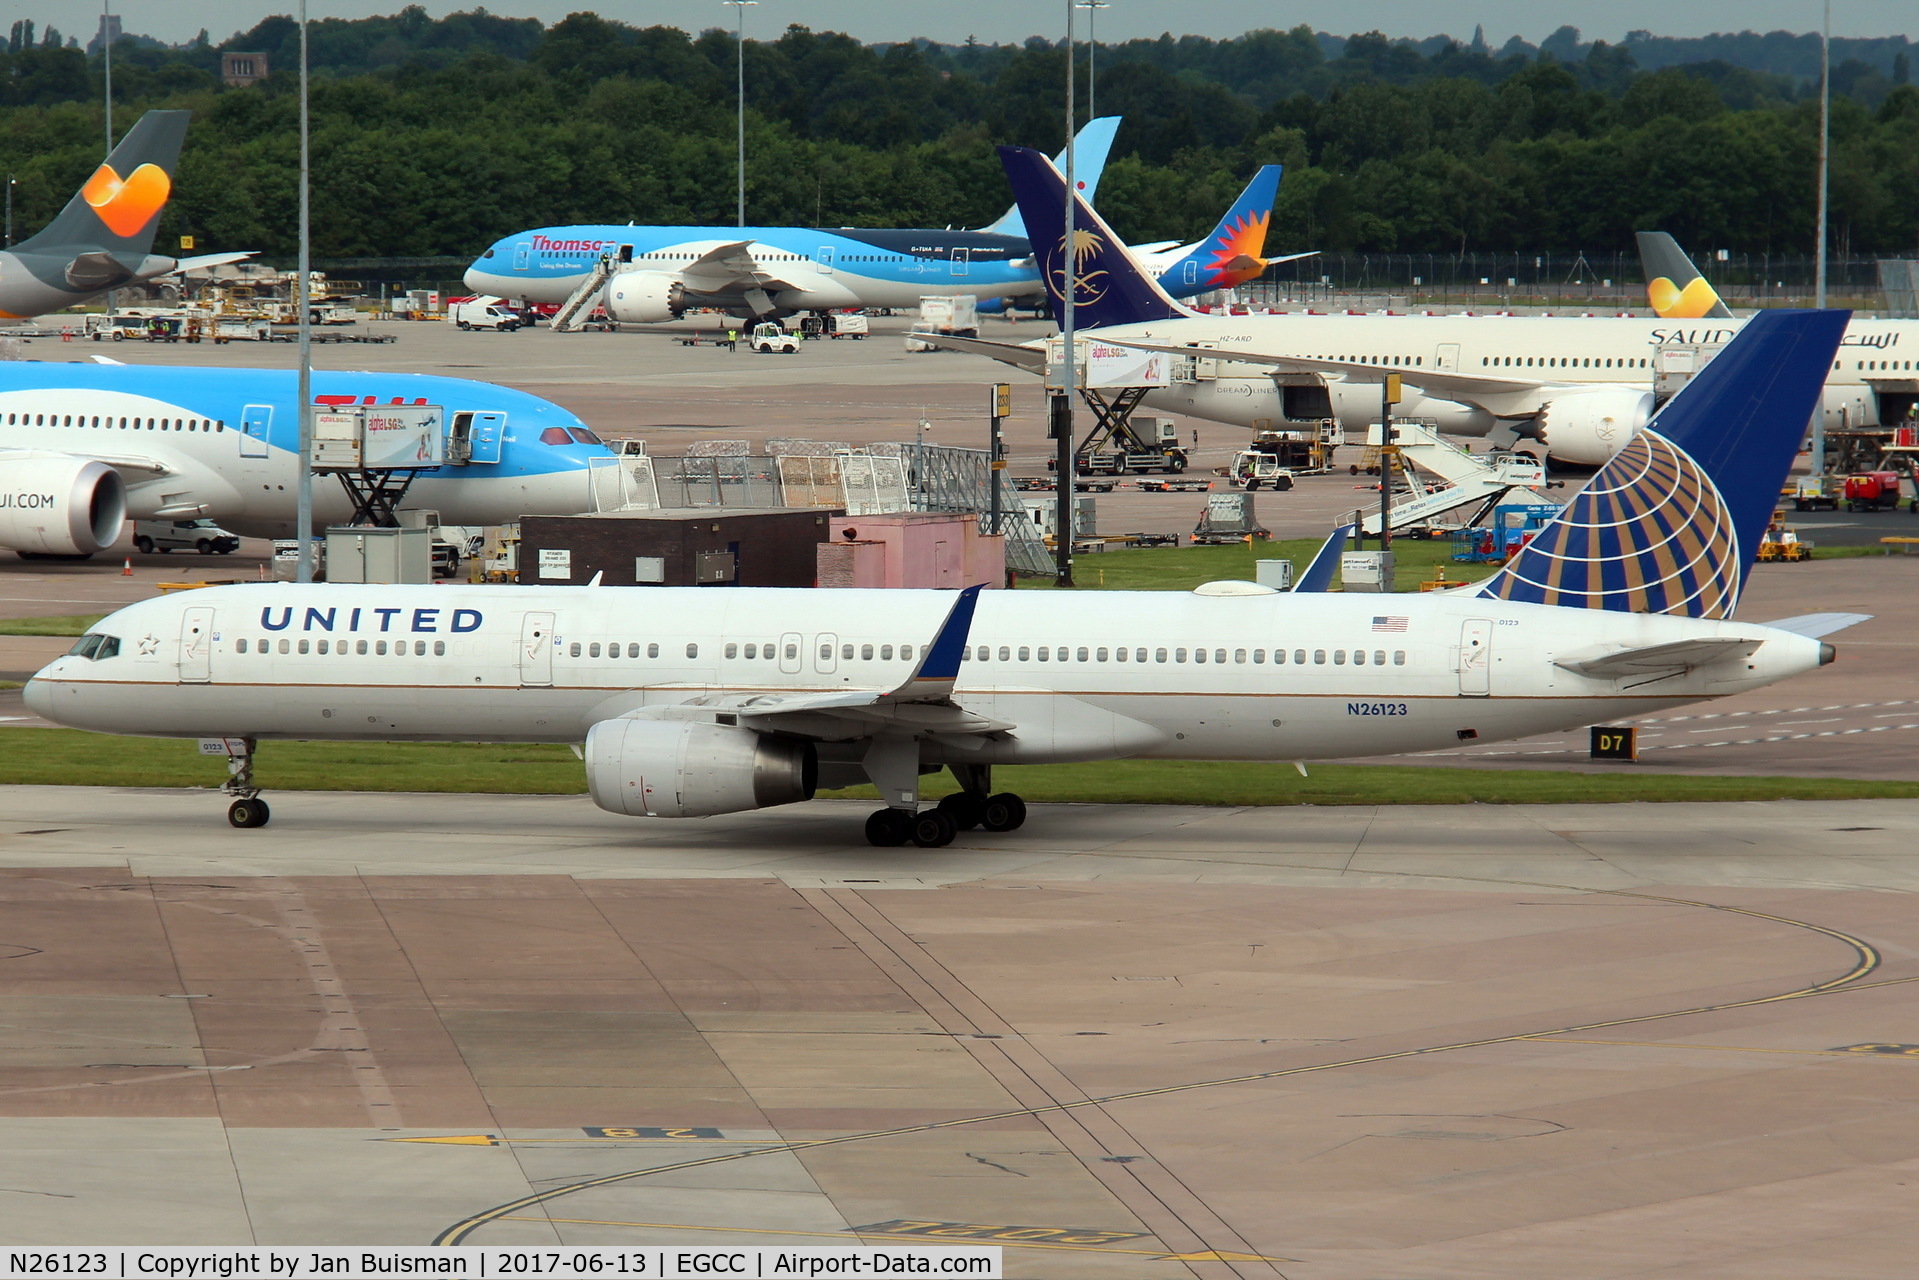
[26,309,1863,846]
[0,109,253,319]
[0,363,614,560]
[933,147,1919,467]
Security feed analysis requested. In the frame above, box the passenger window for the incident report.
[357,640,368,655]
[1234,649,1246,663]
[589,642,601,658]
[1194,648,1207,664]
[1334,650,1346,664]
[1295,650,1307,664]
[316,639,328,655]
[1353,650,1366,665]
[236,639,249,654]
[881,644,894,660]
[686,643,699,658]
[1114,647,1127,662]
[744,643,756,659]
[1253,649,1265,663]
[1176,648,1187,663]
[860,643,874,660]
[1135,648,1148,663]
[1155,648,1168,663]
[434,641,446,656]
[1313,649,1325,664]
[1096,647,1108,662]
[1213,648,1226,664]
[375,640,387,655]
[1374,650,1386,665]
[901,645,914,661]
[650,643,662,658]
[278,639,290,654]
[724,643,737,659]
[1018,646,1031,661]
[1077,646,1089,662]
[570,642,582,657]
[1394,650,1406,665]
[1036,646,1048,661]
[999,646,1011,661]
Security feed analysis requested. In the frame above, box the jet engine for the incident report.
[1532,387,1656,466]
[604,273,686,324]
[585,718,817,818]
[0,455,127,556]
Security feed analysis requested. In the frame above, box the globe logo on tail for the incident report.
[81,162,171,237]
[1479,430,1742,618]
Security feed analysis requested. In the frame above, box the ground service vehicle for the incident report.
[1844,471,1904,511]
[750,323,800,354]
[449,299,521,331]
[133,519,241,555]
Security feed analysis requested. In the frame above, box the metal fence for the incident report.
[1881,261,1919,319]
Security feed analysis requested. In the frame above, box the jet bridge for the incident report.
[1355,420,1550,537]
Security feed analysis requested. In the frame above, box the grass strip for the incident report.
[0,615,107,637]
[1,729,1913,807]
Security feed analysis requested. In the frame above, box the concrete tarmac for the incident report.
[5,787,1919,1276]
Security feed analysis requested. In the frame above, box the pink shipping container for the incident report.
[816,512,1005,589]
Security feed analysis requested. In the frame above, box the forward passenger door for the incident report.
[520,613,555,687]
[179,607,214,683]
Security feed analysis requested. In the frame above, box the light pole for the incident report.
[294,0,316,584]
[722,0,757,228]
[1075,0,1107,124]
[101,2,112,151]
[1809,0,1830,487]
[5,176,14,247]
[1054,0,1077,587]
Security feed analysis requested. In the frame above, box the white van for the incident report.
[133,519,241,555]
[449,299,522,331]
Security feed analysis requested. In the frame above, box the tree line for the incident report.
[0,7,1909,264]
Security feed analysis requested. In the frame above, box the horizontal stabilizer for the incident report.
[171,251,258,274]
[1295,524,1353,592]
[1762,612,1873,639]
[1556,636,1760,678]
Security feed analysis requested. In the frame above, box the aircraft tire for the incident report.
[227,798,270,829]
[980,793,1026,832]
[864,808,911,847]
[937,792,985,831]
[909,809,958,849]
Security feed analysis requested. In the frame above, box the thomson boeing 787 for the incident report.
[27,310,1862,845]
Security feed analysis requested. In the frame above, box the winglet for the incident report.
[1294,525,1353,592]
[887,584,984,700]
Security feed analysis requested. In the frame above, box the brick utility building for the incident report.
[518,508,838,588]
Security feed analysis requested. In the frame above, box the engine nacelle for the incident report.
[604,272,685,324]
[1532,387,1656,466]
[585,718,817,818]
[0,454,127,555]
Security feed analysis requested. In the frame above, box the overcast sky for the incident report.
[37,1,1918,48]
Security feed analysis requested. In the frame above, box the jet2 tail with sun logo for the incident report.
[0,110,251,320]
[1636,231,1735,320]
[1141,165,1318,296]
[1477,308,1848,620]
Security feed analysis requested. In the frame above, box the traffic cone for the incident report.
[122,558,132,575]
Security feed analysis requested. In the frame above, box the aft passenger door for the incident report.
[778,632,802,676]
[520,612,555,687]
[1435,343,1461,371]
[179,607,213,684]
[950,248,969,277]
[1458,618,1493,697]
[814,633,839,675]
[240,405,272,459]
[815,246,835,274]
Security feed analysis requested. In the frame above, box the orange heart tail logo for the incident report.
[81,162,171,238]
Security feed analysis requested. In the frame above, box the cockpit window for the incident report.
[483,249,495,259]
[67,633,120,660]
[567,427,603,446]
[539,427,572,446]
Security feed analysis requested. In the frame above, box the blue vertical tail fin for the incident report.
[997,144,1188,331]
[1477,309,1849,618]
[1158,165,1283,298]
[977,116,1122,238]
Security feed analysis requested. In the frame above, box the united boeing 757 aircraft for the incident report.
[0,363,613,559]
[27,311,1860,845]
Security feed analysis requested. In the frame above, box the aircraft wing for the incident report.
[0,446,172,476]
[1101,337,1572,409]
[1555,636,1762,678]
[912,332,1048,373]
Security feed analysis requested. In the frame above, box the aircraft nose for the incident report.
[22,673,54,718]
[462,266,486,293]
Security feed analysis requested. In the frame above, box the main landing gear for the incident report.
[220,737,271,828]
[863,765,1026,848]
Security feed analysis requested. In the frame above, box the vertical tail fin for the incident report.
[1158,165,1283,295]
[1476,309,1849,619]
[997,144,1188,331]
[1636,231,1734,320]
[17,110,190,255]
[978,116,1122,238]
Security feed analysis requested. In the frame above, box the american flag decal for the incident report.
[1371,616,1409,632]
